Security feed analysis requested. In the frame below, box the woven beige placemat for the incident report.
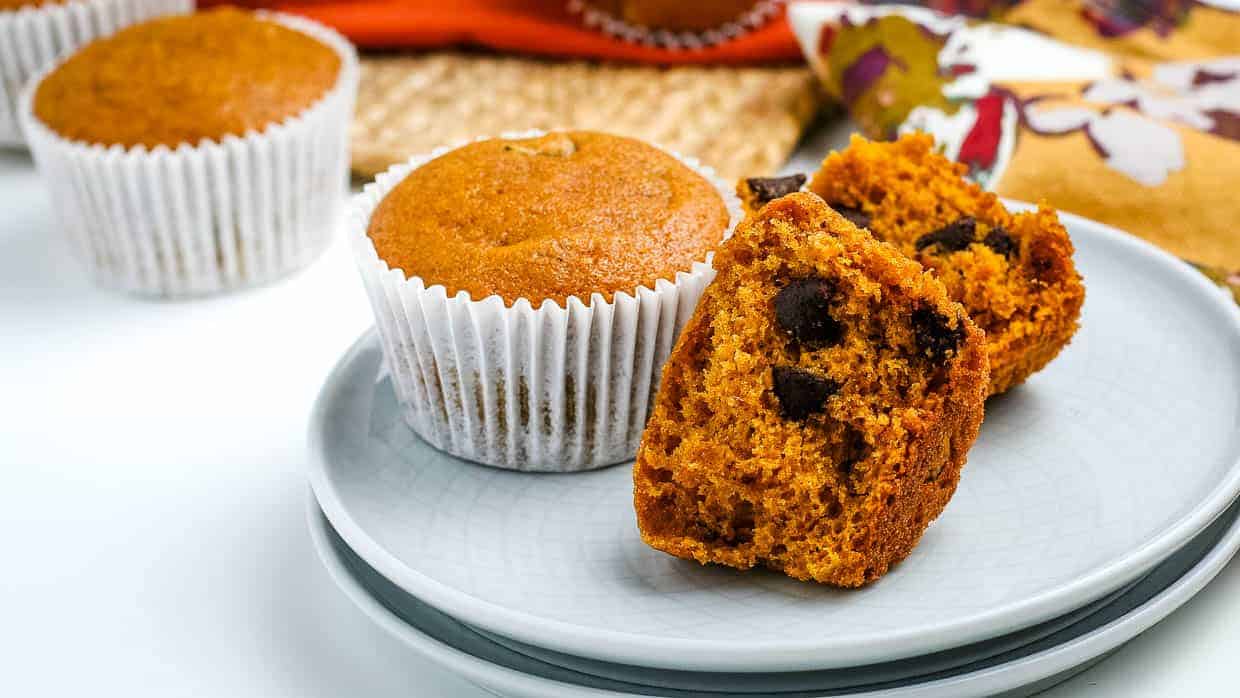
[351,53,823,182]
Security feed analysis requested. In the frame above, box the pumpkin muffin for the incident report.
[739,134,1084,395]
[367,131,729,306]
[21,8,358,295]
[634,192,988,587]
[32,7,341,148]
[583,0,764,33]
[353,130,738,472]
[805,134,1083,395]
[0,0,189,146]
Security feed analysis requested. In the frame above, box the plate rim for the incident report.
[307,205,1240,672]
[467,574,1138,694]
[307,492,1240,698]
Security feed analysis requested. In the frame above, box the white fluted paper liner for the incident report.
[567,0,784,50]
[0,0,191,146]
[19,11,359,297]
[351,131,742,472]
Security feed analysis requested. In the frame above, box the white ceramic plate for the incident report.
[308,209,1240,672]
[468,578,1137,694]
[468,576,1136,694]
[308,494,1240,697]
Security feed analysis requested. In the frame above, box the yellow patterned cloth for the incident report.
[791,1,1240,300]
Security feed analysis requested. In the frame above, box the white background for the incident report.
[2,130,1238,697]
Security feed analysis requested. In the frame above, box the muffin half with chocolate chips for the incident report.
[808,133,1084,396]
[634,191,987,587]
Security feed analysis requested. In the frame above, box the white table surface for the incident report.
[2,136,1237,697]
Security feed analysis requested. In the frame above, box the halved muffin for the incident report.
[634,192,988,587]
[807,134,1084,395]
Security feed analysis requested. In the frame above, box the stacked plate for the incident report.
[307,208,1240,697]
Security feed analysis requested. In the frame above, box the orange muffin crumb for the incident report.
[634,192,988,587]
[794,133,1085,395]
[585,0,761,32]
[367,131,730,306]
[32,8,341,148]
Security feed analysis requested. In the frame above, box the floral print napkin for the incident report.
[787,1,1240,303]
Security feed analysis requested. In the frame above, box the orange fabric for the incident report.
[198,0,803,64]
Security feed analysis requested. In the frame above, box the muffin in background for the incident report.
[0,0,191,146]
[21,7,359,296]
[583,0,762,32]
[352,130,740,472]
[575,0,781,47]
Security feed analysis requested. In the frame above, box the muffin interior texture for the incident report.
[32,7,341,148]
[366,131,730,306]
[634,192,988,587]
[808,133,1084,395]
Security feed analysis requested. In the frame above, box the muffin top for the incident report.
[366,132,730,306]
[32,8,341,148]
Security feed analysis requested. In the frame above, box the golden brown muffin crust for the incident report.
[367,131,730,306]
[634,192,988,587]
[32,7,341,148]
[586,0,761,32]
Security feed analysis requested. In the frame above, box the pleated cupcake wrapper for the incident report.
[351,131,741,472]
[19,11,359,297]
[567,0,784,50]
[0,0,191,146]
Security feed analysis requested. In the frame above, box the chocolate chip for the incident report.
[915,216,976,253]
[1032,254,1056,280]
[983,227,1017,258]
[838,427,871,479]
[830,204,871,229]
[911,307,965,362]
[772,366,840,420]
[844,427,870,461]
[774,277,844,348]
[745,174,807,204]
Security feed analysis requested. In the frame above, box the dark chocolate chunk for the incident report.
[982,227,1017,258]
[745,174,807,204]
[772,366,840,420]
[1032,253,1056,280]
[843,427,871,464]
[838,427,871,481]
[774,277,844,348]
[830,204,871,229]
[911,307,965,362]
[915,216,977,253]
